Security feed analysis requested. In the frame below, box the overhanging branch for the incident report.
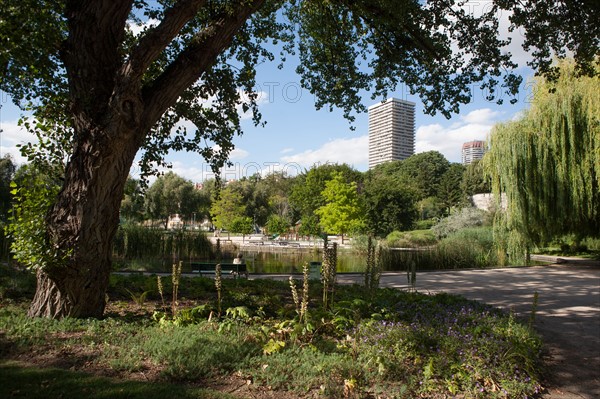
[140,0,266,133]
[124,0,208,80]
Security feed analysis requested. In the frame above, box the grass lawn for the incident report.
[0,360,235,399]
[0,266,544,398]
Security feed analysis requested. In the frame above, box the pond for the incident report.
[239,248,366,274]
[116,245,513,274]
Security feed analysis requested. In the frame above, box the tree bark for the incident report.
[28,263,110,319]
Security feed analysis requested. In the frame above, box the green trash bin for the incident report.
[309,261,322,280]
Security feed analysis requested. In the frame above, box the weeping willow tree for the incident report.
[485,59,600,264]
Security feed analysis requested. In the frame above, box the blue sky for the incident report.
[0,4,535,183]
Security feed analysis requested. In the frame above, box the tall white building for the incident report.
[368,98,416,169]
[461,140,487,165]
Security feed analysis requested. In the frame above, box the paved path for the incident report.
[335,261,600,399]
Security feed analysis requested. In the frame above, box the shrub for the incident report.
[381,227,499,270]
[355,296,543,398]
[385,231,413,248]
[432,207,489,239]
[350,234,370,254]
[385,230,437,248]
[0,264,36,301]
[414,218,436,230]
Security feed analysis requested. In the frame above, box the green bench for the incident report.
[190,262,248,278]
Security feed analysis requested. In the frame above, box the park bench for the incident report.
[190,262,249,278]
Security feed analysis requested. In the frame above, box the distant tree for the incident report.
[416,197,444,221]
[210,187,246,233]
[369,160,403,178]
[486,59,600,262]
[398,151,450,200]
[261,172,296,222]
[265,214,290,237]
[297,214,321,239]
[229,216,254,240]
[290,163,362,224]
[438,163,467,213]
[197,179,218,222]
[144,172,199,228]
[120,176,144,223]
[362,173,417,236]
[245,179,271,227]
[225,179,263,226]
[461,160,491,198]
[191,188,212,226]
[316,172,364,243]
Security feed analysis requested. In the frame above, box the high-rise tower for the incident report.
[368,98,416,169]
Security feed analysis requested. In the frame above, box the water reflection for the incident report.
[238,248,366,274]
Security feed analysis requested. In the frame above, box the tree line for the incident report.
[116,150,489,240]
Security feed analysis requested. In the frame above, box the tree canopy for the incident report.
[315,172,364,241]
[144,172,203,228]
[120,176,145,223]
[290,163,362,220]
[362,166,417,236]
[210,186,246,232]
[486,59,600,262]
[1,0,597,318]
[397,151,451,200]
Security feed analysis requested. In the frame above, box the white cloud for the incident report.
[281,135,368,168]
[0,120,36,165]
[416,108,504,162]
[460,108,502,125]
[230,147,249,160]
[211,144,249,161]
[167,161,207,183]
[280,147,294,154]
[127,18,160,37]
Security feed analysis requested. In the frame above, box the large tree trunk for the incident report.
[27,121,140,318]
[28,263,110,319]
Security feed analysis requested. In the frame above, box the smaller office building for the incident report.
[461,140,487,165]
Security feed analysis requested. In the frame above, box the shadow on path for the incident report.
[373,263,600,399]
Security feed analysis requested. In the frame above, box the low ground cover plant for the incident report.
[0,270,543,398]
